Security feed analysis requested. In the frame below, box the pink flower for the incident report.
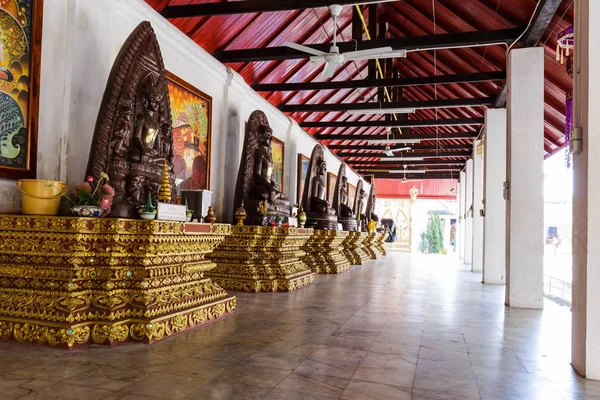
[103,184,115,197]
[86,176,93,183]
[100,195,113,210]
[75,182,92,194]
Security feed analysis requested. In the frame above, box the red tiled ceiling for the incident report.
[146,0,574,163]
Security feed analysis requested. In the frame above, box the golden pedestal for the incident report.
[376,230,388,256]
[0,216,235,349]
[364,231,383,259]
[342,231,370,265]
[207,226,316,292]
[303,230,351,274]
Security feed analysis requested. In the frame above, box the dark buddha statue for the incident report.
[310,157,336,216]
[254,125,289,205]
[233,110,290,225]
[339,177,354,218]
[85,22,176,218]
[301,144,338,230]
[366,186,379,226]
[333,164,358,231]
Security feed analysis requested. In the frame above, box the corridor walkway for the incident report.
[0,254,595,399]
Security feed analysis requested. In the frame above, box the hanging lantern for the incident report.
[409,185,419,203]
[557,26,574,169]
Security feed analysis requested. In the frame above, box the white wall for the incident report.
[0,0,368,218]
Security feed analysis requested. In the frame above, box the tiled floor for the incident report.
[2,253,597,399]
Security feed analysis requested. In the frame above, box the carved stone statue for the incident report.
[301,144,338,230]
[85,22,176,218]
[332,164,358,231]
[366,185,379,226]
[354,180,368,232]
[233,110,290,225]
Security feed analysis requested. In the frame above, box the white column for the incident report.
[505,47,544,309]
[456,182,462,256]
[459,173,466,261]
[464,159,474,266]
[472,141,484,273]
[483,108,507,284]
[572,0,600,379]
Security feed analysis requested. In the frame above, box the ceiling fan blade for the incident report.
[309,55,326,63]
[344,48,407,61]
[322,62,337,79]
[283,42,327,57]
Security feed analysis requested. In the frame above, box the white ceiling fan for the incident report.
[381,127,411,156]
[283,4,407,78]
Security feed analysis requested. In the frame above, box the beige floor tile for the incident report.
[120,372,209,399]
[217,363,291,389]
[185,380,272,400]
[274,372,348,398]
[340,380,412,400]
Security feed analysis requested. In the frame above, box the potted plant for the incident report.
[64,173,115,217]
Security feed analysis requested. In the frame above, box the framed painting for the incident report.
[271,136,284,191]
[327,172,337,204]
[348,183,357,207]
[166,71,212,193]
[0,0,43,179]
[297,153,309,204]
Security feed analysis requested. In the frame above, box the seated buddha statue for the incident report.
[253,125,289,207]
[339,176,354,218]
[310,157,336,216]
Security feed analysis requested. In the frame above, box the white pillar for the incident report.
[456,182,462,257]
[483,108,507,284]
[472,141,484,273]
[572,0,600,379]
[459,173,466,261]
[464,159,474,266]
[505,47,544,309]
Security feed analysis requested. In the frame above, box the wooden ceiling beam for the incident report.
[214,28,522,63]
[494,0,562,108]
[347,160,466,166]
[337,150,471,158]
[365,173,460,180]
[302,117,483,128]
[161,0,396,18]
[253,71,505,92]
[315,132,478,140]
[280,97,494,113]
[328,144,471,151]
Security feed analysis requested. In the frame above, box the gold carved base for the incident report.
[364,231,384,259]
[302,230,351,274]
[0,216,236,348]
[342,231,371,265]
[376,230,388,256]
[207,226,317,292]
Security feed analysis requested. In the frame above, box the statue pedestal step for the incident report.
[376,230,388,256]
[0,216,235,349]
[364,231,384,259]
[342,231,371,265]
[303,230,351,274]
[208,226,316,292]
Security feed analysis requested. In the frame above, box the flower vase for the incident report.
[261,217,268,226]
[71,205,105,218]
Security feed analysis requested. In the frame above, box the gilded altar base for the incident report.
[0,215,235,348]
[376,230,388,256]
[302,230,351,274]
[207,226,316,292]
[341,231,370,265]
[364,231,383,259]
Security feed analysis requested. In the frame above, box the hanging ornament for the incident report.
[557,26,574,169]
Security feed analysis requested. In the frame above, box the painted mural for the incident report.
[0,0,42,179]
[166,72,212,193]
[271,136,284,191]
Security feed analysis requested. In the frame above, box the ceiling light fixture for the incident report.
[346,107,416,115]
[367,139,422,144]
[382,157,425,161]
[389,170,427,174]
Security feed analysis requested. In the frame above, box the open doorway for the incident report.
[544,148,573,306]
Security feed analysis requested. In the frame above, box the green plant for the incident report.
[426,213,444,254]
[418,232,429,253]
